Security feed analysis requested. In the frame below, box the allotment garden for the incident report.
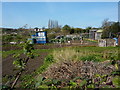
[2,42,120,89]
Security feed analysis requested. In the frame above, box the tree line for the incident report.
[46,19,120,40]
[101,19,120,38]
[2,19,120,44]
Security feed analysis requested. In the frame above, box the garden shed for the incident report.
[98,39,116,47]
[89,29,103,40]
[28,28,47,44]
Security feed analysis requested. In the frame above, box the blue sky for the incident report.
[2,2,118,29]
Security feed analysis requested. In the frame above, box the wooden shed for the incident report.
[98,39,116,47]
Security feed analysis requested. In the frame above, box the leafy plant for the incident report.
[35,77,61,89]
[13,58,25,69]
[112,76,120,88]
[38,85,48,88]
[87,84,95,88]
[11,41,35,88]
[69,80,77,87]
[111,71,120,76]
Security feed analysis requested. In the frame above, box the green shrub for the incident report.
[69,80,77,87]
[44,55,54,63]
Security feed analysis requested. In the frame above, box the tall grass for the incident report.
[53,49,78,62]
[52,47,119,62]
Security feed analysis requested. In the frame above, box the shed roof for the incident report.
[90,29,97,32]
[97,30,103,33]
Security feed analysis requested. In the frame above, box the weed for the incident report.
[112,76,120,88]
[20,74,35,88]
[44,55,54,63]
[80,55,101,62]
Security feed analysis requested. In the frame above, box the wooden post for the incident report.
[118,34,120,46]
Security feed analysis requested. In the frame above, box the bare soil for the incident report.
[2,52,48,76]
[2,41,98,87]
[3,41,97,51]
